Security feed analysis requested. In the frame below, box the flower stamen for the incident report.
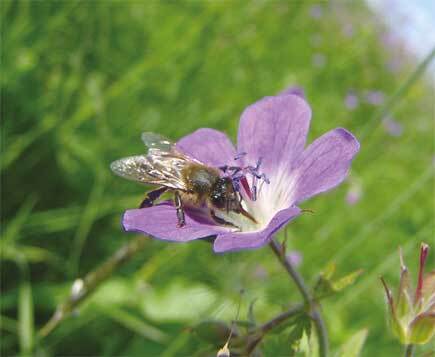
[220,155,270,202]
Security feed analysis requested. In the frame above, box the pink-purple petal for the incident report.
[237,95,311,176]
[213,206,301,253]
[176,128,236,167]
[122,202,227,242]
[292,128,360,204]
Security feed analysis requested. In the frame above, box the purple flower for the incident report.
[365,90,385,106]
[341,23,354,38]
[387,58,403,73]
[344,91,359,110]
[309,4,323,19]
[312,53,327,68]
[382,117,403,137]
[121,90,360,253]
[286,251,303,267]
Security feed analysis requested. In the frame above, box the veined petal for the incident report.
[237,95,311,176]
[176,128,236,167]
[291,128,360,204]
[122,202,228,242]
[213,206,301,253]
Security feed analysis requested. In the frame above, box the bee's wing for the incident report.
[141,132,174,152]
[110,154,189,190]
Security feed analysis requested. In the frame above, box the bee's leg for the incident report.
[140,187,168,208]
[174,191,185,227]
[210,210,237,228]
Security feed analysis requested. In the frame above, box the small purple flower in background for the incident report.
[341,23,354,38]
[310,34,323,47]
[387,58,403,73]
[365,90,385,106]
[382,117,403,137]
[312,53,327,68]
[344,91,359,110]
[309,4,323,19]
[381,32,400,49]
[381,243,435,345]
[346,181,362,206]
[120,88,360,252]
[286,251,303,267]
[253,265,269,280]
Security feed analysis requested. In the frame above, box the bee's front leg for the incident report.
[174,191,185,227]
[140,187,168,208]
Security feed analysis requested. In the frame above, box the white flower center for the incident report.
[215,164,298,233]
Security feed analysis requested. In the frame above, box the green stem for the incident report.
[244,303,305,354]
[270,238,329,357]
[259,303,305,334]
[38,235,148,338]
[404,344,414,357]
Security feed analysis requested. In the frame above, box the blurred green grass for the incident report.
[1,1,434,356]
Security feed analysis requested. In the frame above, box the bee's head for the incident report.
[210,177,239,211]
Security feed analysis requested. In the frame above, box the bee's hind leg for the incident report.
[174,191,185,227]
[140,187,168,208]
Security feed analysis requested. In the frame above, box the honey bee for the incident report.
[110,132,256,227]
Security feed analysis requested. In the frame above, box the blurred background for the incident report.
[1,1,434,356]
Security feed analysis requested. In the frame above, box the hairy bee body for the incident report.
[111,132,255,227]
[180,164,219,206]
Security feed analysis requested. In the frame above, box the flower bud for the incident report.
[381,243,435,345]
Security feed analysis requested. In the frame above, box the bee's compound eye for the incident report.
[211,192,225,209]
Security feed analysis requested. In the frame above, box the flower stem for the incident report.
[404,344,414,357]
[38,235,148,338]
[259,303,305,334]
[244,303,305,354]
[269,238,329,357]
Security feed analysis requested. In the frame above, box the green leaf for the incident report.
[2,195,37,243]
[0,315,18,334]
[18,277,34,355]
[98,305,168,343]
[314,267,364,299]
[332,269,364,292]
[2,244,60,264]
[336,329,368,357]
[140,279,217,322]
[288,313,311,355]
[322,262,337,280]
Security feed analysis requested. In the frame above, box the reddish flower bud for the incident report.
[381,243,435,345]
